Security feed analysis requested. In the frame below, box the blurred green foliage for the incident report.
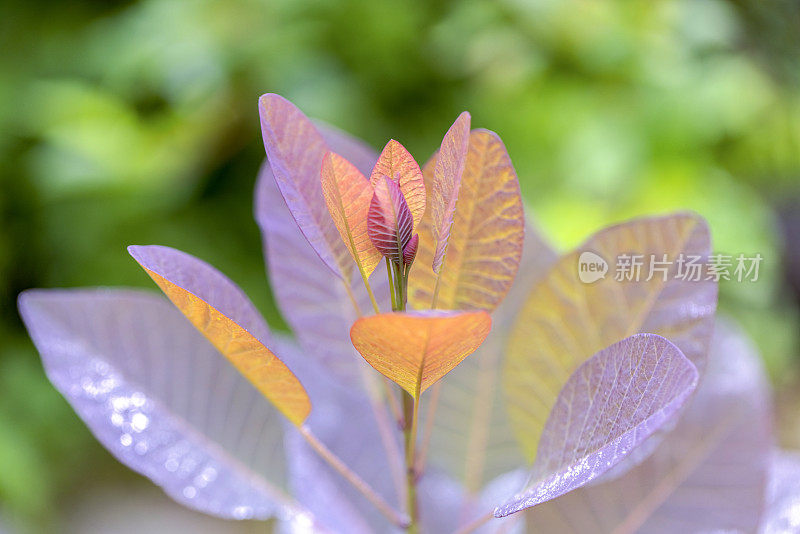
[1,0,799,530]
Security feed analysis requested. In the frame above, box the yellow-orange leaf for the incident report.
[409,129,524,312]
[370,140,426,229]
[503,213,717,459]
[350,311,492,398]
[129,246,311,426]
[321,151,382,278]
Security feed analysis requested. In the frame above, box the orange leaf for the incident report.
[370,140,426,229]
[129,246,311,426]
[350,310,491,398]
[409,129,524,312]
[321,151,382,278]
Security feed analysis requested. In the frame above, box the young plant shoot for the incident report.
[17,93,797,534]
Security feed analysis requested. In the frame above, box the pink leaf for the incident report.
[367,176,414,265]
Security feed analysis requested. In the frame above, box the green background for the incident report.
[1,0,798,531]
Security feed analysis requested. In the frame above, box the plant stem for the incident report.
[387,258,399,311]
[386,259,407,311]
[298,425,410,528]
[402,391,420,533]
[387,259,421,532]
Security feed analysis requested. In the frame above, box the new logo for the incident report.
[578,251,608,283]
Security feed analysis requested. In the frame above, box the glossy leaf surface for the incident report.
[525,320,772,533]
[350,310,492,397]
[129,245,310,426]
[431,111,471,273]
[409,129,524,312]
[258,93,352,281]
[495,334,698,516]
[370,139,426,228]
[367,176,414,265]
[18,289,301,520]
[504,213,717,459]
[321,151,382,278]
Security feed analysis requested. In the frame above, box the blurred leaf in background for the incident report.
[1,0,799,531]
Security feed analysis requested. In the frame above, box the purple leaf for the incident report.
[368,176,414,264]
[422,220,557,491]
[18,289,306,521]
[431,111,470,273]
[760,449,800,534]
[496,334,698,516]
[255,161,390,387]
[525,320,772,533]
[258,94,353,281]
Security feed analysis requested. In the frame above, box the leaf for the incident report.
[17,289,304,520]
[128,245,311,426]
[321,151,382,278]
[423,220,558,492]
[367,176,414,265]
[504,213,718,460]
[370,139,426,228]
[525,320,772,533]
[495,334,698,516]
[409,129,525,312]
[431,111,471,274]
[258,93,353,282]
[760,450,800,534]
[255,161,390,387]
[349,310,491,397]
